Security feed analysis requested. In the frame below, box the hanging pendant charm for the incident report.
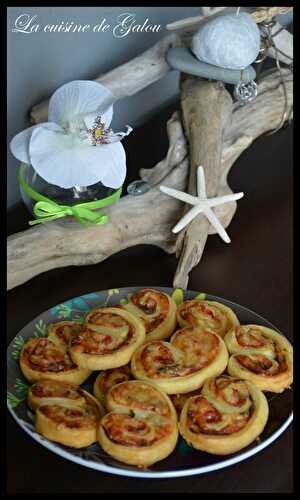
[234,80,258,105]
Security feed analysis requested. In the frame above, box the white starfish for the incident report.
[159,166,244,243]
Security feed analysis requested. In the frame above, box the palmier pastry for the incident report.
[170,390,202,418]
[28,379,88,411]
[20,337,91,385]
[29,380,105,448]
[98,380,178,467]
[69,307,145,370]
[177,299,239,338]
[179,375,269,455]
[131,326,228,394]
[224,325,293,393]
[93,364,131,407]
[120,288,177,341]
[47,321,82,349]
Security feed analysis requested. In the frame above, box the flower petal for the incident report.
[10,126,37,163]
[106,125,133,143]
[48,80,114,127]
[29,127,82,187]
[29,127,126,189]
[97,142,126,189]
[9,122,63,163]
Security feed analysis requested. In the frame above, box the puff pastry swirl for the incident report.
[28,379,105,448]
[177,299,239,338]
[120,288,177,341]
[47,321,82,349]
[170,390,202,418]
[131,327,229,394]
[93,364,131,408]
[69,307,146,370]
[28,379,88,411]
[98,380,178,467]
[179,375,269,455]
[20,335,91,385]
[225,325,293,393]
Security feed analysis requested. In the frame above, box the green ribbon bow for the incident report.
[18,163,122,226]
[31,200,109,225]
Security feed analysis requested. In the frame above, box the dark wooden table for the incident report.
[7,102,293,493]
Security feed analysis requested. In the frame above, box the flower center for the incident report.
[94,128,103,138]
[86,115,113,146]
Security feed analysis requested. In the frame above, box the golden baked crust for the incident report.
[224,325,293,393]
[98,380,178,467]
[28,379,87,411]
[177,299,239,338]
[19,337,91,385]
[170,390,202,418]
[131,326,229,394]
[120,288,177,341]
[47,321,82,349]
[93,364,131,408]
[69,307,146,370]
[35,386,105,448]
[179,375,269,455]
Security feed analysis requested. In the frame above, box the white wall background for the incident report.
[7,6,201,209]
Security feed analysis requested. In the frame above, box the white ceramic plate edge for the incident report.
[7,401,293,479]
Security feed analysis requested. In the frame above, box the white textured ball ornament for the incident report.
[191,13,261,70]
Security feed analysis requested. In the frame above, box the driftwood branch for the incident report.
[251,7,293,24]
[7,68,292,290]
[173,78,233,289]
[8,128,188,291]
[166,7,227,31]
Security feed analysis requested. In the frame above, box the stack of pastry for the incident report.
[28,379,105,448]
[20,321,92,385]
[19,288,293,467]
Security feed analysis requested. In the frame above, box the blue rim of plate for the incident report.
[7,287,293,479]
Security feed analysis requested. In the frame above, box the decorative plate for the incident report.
[7,287,293,478]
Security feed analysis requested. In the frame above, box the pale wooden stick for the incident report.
[173,77,233,289]
[201,7,212,17]
[166,6,293,31]
[166,7,226,31]
[252,7,293,23]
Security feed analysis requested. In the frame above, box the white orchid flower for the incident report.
[9,80,132,189]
